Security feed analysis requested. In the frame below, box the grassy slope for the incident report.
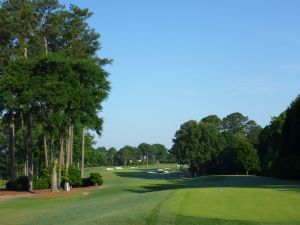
[0,165,300,225]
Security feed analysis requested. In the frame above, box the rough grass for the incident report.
[0,165,299,225]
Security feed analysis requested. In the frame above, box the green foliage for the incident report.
[82,173,103,187]
[107,147,117,165]
[172,120,225,176]
[258,113,286,176]
[89,173,103,185]
[33,178,50,190]
[223,112,249,134]
[234,134,260,174]
[172,115,261,176]
[258,94,300,179]
[85,135,108,167]
[0,0,111,190]
[117,145,139,166]
[201,115,223,130]
[276,95,300,179]
[64,165,82,187]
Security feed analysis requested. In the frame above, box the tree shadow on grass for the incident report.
[115,170,180,181]
[115,172,300,194]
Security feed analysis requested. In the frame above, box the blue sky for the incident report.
[62,0,300,149]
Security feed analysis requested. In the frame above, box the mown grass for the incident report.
[0,164,299,225]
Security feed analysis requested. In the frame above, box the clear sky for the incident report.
[62,0,300,150]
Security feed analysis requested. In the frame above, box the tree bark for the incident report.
[51,159,58,192]
[81,127,85,178]
[70,124,73,165]
[44,136,48,167]
[58,138,64,189]
[64,129,70,192]
[44,36,48,55]
[24,47,28,59]
[50,139,54,163]
[50,139,59,192]
[26,114,33,192]
[146,153,148,166]
[9,122,15,181]
[21,113,28,176]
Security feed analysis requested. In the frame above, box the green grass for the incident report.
[0,164,300,225]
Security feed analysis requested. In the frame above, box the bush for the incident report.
[6,176,29,191]
[81,173,103,187]
[33,178,50,190]
[15,176,29,191]
[62,165,82,187]
[89,173,103,186]
[81,177,92,187]
[5,180,14,190]
[40,166,51,181]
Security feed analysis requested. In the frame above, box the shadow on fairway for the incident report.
[116,172,300,194]
[115,170,179,180]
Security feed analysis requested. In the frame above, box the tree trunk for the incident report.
[246,170,249,176]
[64,135,70,192]
[146,153,148,166]
[81,127,85,178]
[24,162,27,176]
[68,125,73,165]
[21,113,28,176]
[58,138,64,189]
[71,124,74,165]
[50,139,54,163]
[24,47,28,59]
[44,36,48,55]
[26,114,33,192]
[9,122,15,181]
[44,136,48,167]
[66,137,69,169]
[51,159,58,192]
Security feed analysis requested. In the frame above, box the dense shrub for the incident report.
[5,180,13,190]
[6,176,29,191]
[33,178,50,190]
[82,173,103,187]
[81,177,92,187]
[62,165,82,187]
[40,166,51,181]
[90,173,103,185]
[15,176,29,191]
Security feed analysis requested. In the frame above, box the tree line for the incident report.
[75,141,172,168]
[0,0,110,192]
[171,95,300,179]
[258,95,300,179]
[171,113,261,176]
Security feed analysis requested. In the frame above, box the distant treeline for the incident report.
[95,143,174,167]
[171,95,300,179]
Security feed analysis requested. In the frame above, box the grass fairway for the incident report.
[0,165,300,225]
